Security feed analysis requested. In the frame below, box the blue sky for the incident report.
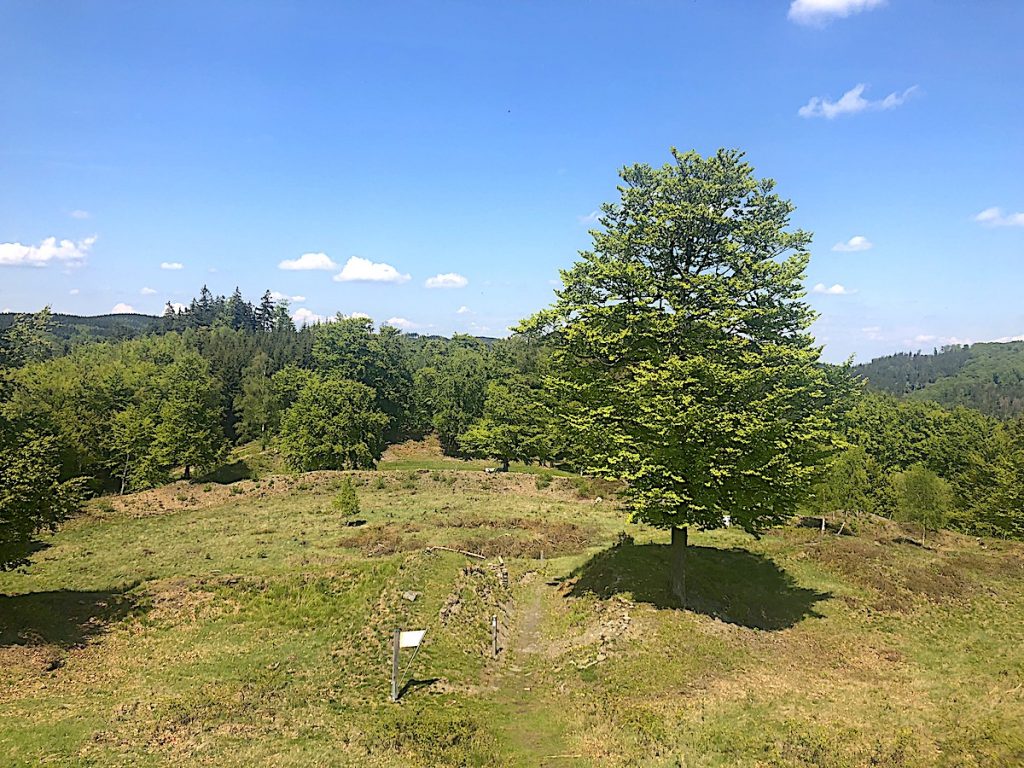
[1,0,1022,362]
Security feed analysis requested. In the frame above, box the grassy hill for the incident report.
[2,446,1023,766]
[853,340,1024,418]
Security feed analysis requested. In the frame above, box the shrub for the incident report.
[332,477,360,516]
[890,465,951,540]
[535,474,553,490]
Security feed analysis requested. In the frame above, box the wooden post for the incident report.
[491,615,498,658]
[670,526,688,608]
[391,628,401,702]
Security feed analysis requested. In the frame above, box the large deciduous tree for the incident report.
[521,147,855,604]
[0,375,83,569]
[279,375,389,471]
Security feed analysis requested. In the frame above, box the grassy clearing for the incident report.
[2,446,1023,766]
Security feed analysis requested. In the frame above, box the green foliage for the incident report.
[331,477,360,516]
[522,147,856,532]
[153,352,228,480]
[412,335,489,454]
[890,465,951,537]
[233,351,280,446]
[459,376,550,470]
[809,446,874,521]
[311,317,414,441]
[0,375,83,569]
[0,306,56,368]
[975,415,1024,539]
[279,375,389,470]
[854,340,1024,419]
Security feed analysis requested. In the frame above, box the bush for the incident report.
[535,474,553,490]
[890,465,951,540]
[331,477,360,516]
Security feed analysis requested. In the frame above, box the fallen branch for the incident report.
[425,546,485,560]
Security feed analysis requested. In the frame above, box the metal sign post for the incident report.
[391,628,401,702]
[391,628,427,702]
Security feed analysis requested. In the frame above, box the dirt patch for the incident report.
[335,523,425,557]
[436,516,597,558]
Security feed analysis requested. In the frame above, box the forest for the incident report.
[853,341,1024,418]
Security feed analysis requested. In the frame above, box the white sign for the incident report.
[399,629,426,648]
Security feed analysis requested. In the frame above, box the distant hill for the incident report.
[853,340,1024,419]
[0,311,162,342]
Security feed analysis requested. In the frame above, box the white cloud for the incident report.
[385,316,419,330]
[456,305,472,315]
[69,288,80,295]
[812,282,854,295]
[425,272,468,289]
[278,252,338,271]
[974,207,1024,227]
[140,287,157,295]
[577,210,601,225]
[334,256,410,283]
[832,235,873,252]
[292,307,326,326]
[69,209,91,220]
[170,302,187,313]
[799,83,917,119]
[348,311,372,320]
[270,291,305,303]
[990,333,1024,343]
[788,0,885,26]
[0,235,96,267]
[111,303,135,314]
[160,261,184,270]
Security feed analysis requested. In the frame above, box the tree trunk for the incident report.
[120,453,130,495]
[501,457,509,472]
[183,464,191,480]
[670,526,688,607]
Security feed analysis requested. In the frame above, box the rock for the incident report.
[402,591,421,602]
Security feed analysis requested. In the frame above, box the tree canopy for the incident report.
[522,147,856,533]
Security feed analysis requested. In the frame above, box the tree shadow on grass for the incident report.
[567,542,829,630]
[198,460,253,485]
[0,588,141,648]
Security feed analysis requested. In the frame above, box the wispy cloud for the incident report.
[812,282,855,295]
[789,0,885,26]
[0,235,96,267]
[577,210,601,225]
[334,256,410,284]
[160,261,184,270]
[425,272,468,289]
[140,287,157,295]
[278,251,337,271]
[456,305,472,315]
[69,209,91,220]
[832,235,873,252]
[69,288,80,295]
[799,83,916,119]
[974,207,1024,227]
[862,326,883,340]
[111,302,135,314]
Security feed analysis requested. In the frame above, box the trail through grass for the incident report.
[2,443,1023,765]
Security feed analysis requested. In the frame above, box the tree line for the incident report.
[3,147,1023,574]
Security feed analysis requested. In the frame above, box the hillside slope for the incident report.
[1,467,1023,766]
[854,340,1024,418]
